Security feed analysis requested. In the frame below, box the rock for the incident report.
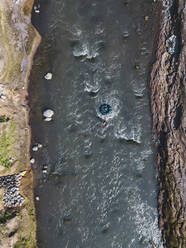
[30,158,35,164]
[122,31,129,38]
[43,109,54,118]
[38,143,43,148]
[44,117,52,122]
[44,72,53,80]
[0,94,6,100]
[9,158,14,163]
[35,196,40,201]
[43,109,54,121]
[42,169,47,174]
[32,145,38,152]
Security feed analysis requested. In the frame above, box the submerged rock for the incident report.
[32,145,39,152]
[43,109,54,121]
[44,72,53,80]
[30,158,35,164]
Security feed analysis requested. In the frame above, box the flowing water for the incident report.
[29,0,163,247]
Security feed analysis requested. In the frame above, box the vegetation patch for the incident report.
[0,210,17,224]
[13,205,36,248]
[0,116,10,123]
[0,121,15,168]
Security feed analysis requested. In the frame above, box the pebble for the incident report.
[32,145,39,152]
[44,72,53,80]
[9,158,14,163]
[123,31,129,38]
[34,5,40,14]
[42,169,47,174]
[32,143,43,151]
[44,117,52,122]
[38,143,43,148]
[0,94,6,100]
[30,158,35,164]
[43,109,54,121]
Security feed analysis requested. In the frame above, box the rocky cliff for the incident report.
[150,0,185,247]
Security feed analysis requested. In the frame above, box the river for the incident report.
[29,0,163,247]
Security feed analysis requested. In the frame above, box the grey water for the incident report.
[29,0,163,247]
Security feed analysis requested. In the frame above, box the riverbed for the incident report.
[29,0,163,247]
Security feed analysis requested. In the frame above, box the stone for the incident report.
[32,145,38,152]
[38,143,43,148]
[30,158,35,164]
[44,72,53,80]
[43,109,54,118]
[122,31,129,38]
[42,169,47,174]
[44,117,52,122]
[35,196,40,201]
[0,94,6,100]
[9,158,14,163]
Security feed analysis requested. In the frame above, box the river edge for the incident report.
[0,1,185,248]
[0,0,41,247]
[150,0,185,247]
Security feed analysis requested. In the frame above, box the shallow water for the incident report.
[29,0,163,247]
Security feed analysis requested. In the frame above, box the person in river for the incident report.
[99,103,112,126]
[99,103,112,115]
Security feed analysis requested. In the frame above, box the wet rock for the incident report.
[43,165,48,169]
[38,143,43,148]
[42,169,47,174]
[122,31,129,39]
[0,93,6,100]
[44,117,52,122]
[32,145,39,152]
[30,158,35,164]
[44,72,53,80]
[43,109,54,121]
[34,6,40,14]
[32,143,42,151]
[35,196,40,201]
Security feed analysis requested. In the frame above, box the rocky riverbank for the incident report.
[0,0,40,247]
[150,0,185,247]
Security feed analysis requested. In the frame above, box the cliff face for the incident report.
[150,0,185,247]
[0,0,40,247]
